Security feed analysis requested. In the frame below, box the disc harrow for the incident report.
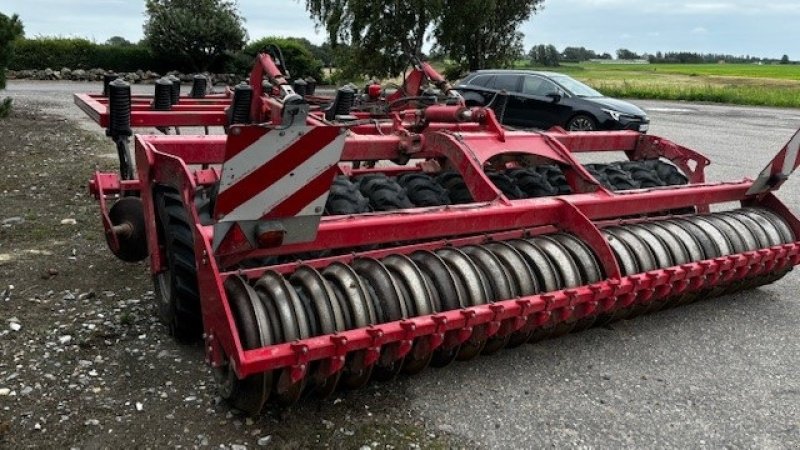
[80,50,800,415]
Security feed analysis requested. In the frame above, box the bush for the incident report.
[9,38,172,72]
[241,37,325,82]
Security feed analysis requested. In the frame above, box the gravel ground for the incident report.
[1,81,799,449]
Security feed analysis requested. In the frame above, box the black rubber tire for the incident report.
[620,161,666,188]
[583,164,614,190]
[326,176,370,215]
[436,171,474,204]
[603,164,640,191]
[356,174,414,211]
[566,114,597,132]
[153,190,203,343]
[487,171,526,199]
[653,160,689,186]
[509,168,560,198]
[536,165,572,195]
[397,173,451,207]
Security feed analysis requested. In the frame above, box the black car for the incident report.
[455,70,649,132]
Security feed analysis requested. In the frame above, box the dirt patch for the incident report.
[0,103,464,448]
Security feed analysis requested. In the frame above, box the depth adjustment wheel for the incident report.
[153,189,203,343]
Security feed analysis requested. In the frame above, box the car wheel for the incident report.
[567,114,597,132]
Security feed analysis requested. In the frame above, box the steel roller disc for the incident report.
[625,225,676,314]
[552,234,604,283]
[382,255,436,374]
[509,239,562,293]
[219,276,272,415]
[530,236,582,339]
[652,222,705,262]
[605,228,658,272]
[485,242,540,347]
[436,248,491,360]
[736,210,784,247]
[683,217,732,256]
[639,222,693,310]
[352,258,407,381]
[603,231,640,276]
[462,246,515,354]
[411,251,466,367]
[745,208,795,243]
[323,263,376,390]
[626,225,674,269]
[668,219,719,259]
[697,216,747,254]
[290,267,344,397]
[254,272,309,406]
[715,214,759,252]
[551,234,603,331]
[644,223,691,265]
[604,228,658,319]
[722,213,769,249]
[709,214,763,294]
[594,230,641,325]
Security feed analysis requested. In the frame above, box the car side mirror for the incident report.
[546,92,562,103]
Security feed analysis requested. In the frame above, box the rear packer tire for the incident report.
[153,189,203,343]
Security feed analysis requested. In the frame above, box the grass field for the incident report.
[517,62,800,108]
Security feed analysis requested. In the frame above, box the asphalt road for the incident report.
[4,81,800,448]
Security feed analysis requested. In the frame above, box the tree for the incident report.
[306,0,542,77]
[143,0,247,72]
[781,54,790,65]
[243,37,324,82]
[616,48,640,60]
[562,46,597,62]
[434,0,543,72]
[529,44,559,67]
[0,12,23,118]
[306,0,441,78]
[105,36,134,47]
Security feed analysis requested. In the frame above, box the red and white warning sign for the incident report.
[213,124,345,251]
[747,128,800,196]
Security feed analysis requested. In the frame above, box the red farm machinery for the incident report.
[75,51,800,414]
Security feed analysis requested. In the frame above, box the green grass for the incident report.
[514,62,800,108]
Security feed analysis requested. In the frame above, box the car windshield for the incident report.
[550,75,603,98]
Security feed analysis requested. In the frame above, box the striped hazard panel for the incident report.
[213,125,345,252]
[747,128,800,196]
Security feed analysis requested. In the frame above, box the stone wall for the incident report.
[7,68,241,85]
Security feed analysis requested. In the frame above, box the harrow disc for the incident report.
[107,197,149,262]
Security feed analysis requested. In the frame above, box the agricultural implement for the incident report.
[77,52,800,414]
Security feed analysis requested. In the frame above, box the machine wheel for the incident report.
[326,176,370,215]
[536,166,571,195]
[510,168,559,198]
[153,190,203,343]
[436,171,474,204]
[487,172,526,199]
[356,174,414,211]
[566,114,597,132]
[398,173,451,207]
[603,164,640,191]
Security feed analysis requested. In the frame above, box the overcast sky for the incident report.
[3,0,798,59]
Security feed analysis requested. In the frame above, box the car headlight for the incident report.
[602,109,626,122]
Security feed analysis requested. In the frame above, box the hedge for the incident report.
[9,38,176,73]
